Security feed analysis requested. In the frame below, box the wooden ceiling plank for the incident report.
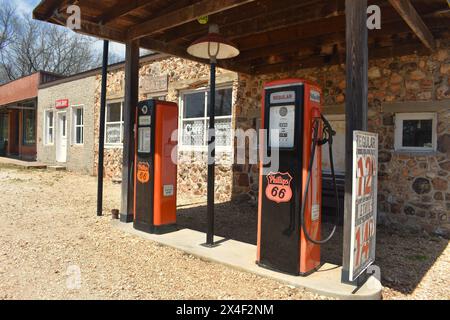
[48,15,128,42]
[139,38,252,74]
[127,0,257,41]
[251,39,430,75]
[161,0,325,44]
[94,0,154,25]
[388,0,436,50]
[33,0,65,20]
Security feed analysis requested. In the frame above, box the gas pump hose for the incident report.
[299,115,340,245]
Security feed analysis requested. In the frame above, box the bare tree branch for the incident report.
[0,1,122,84]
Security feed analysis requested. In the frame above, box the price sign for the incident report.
[349,131,378,281]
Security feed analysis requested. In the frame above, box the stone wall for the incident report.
[93,56,238,202]
[233,40,450,236]
[92,43,450,235]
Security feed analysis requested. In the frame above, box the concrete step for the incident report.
[47,165,67,171]
[0,157,47,169]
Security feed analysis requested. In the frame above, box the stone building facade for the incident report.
[232,40,450,237]
[92,54,238,202]
[39,40,450,237]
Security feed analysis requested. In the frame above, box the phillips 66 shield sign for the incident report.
[265,172,293,203]
[349,131,378,281]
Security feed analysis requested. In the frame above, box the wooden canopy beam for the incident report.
[160,0,325,44]
[342,0,368,283]
[250,38,430,75]
[94,0,153,25]
[33,0,64,21]
[128,0,256,41]
[140,38,252,74]
[48,16,127,43]
[235,15,447,63]
[388,0,437,51]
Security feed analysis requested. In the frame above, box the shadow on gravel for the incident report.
[177,200,448,295]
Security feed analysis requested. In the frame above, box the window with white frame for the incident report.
[72,106,84,144]
[394,113,437,152]
[44,110,54,145]
[180,86,233,150]
[105,101,124,146]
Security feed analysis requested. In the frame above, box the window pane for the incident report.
[0,113,8,141]
[49,128,53,143]
[48,112,53,127]
[23,109,36,145]
[207,118,232,147]
[184,92,205,118]
[62,115,66,137]
[106,123,121,144]
[76,126,83,144]
[107,103,122,122]
[76,109,83,126]
[207,88,232,117]
[402,119,432,148]
[182,120,205,146]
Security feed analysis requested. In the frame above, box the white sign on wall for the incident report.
[349,130,378,281]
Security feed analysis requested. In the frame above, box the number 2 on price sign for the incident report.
[356,155,376,197]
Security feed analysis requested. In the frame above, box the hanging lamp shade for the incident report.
[187,24,240,60]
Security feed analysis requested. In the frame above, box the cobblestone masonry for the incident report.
[93,41,450,236]
[233,40,450,237]
[93,57,237,202]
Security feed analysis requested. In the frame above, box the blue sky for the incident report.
[13,0,126,59]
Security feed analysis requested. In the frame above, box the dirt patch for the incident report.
[0,167,448,300]
[0,168,326,300]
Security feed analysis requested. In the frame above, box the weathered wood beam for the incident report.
[342,0,368,284]
[94,0,153,24]
[388,0,436,50]
[33,0,65,21]
[251,55,342,75]
[161,0,324,44]
[128,0,256,40]
[140,38,252,74]
[235,33,345,63]
[235,15,446,63]
[120,39,140,223]
[48,16,127,42]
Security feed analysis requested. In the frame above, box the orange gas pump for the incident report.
[257,79,339,276]
[133,99,178,234]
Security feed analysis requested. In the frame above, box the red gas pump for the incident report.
[257,79,339,276]
[133,99,178,234]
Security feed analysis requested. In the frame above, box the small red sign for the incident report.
[55,99,69,109]
[265,172,293,203]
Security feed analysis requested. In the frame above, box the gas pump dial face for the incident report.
[269,105,296,149]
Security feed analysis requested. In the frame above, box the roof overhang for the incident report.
[33,0,450,75]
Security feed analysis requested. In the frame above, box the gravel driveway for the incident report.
[0,167,448,300]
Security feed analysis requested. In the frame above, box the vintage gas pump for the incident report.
[133,99,178,234]
[257,79,339,276]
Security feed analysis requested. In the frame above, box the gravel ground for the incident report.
[0,167,448,300]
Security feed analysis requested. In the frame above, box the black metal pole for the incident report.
[97,40,109,216]
[206,61,216,246]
